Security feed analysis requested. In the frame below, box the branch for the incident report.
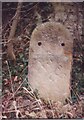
[7,2,22,61]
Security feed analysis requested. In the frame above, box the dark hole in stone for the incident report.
[38,42,42,46]
[61,43,65,46]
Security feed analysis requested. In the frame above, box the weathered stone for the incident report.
[28,22,73,102]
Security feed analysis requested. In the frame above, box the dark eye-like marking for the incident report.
[61,43,65,46]
[38,42,42,46]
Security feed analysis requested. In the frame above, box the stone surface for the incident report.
[28,22,73,102]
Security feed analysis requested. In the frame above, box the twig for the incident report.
[6,61,14,95]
